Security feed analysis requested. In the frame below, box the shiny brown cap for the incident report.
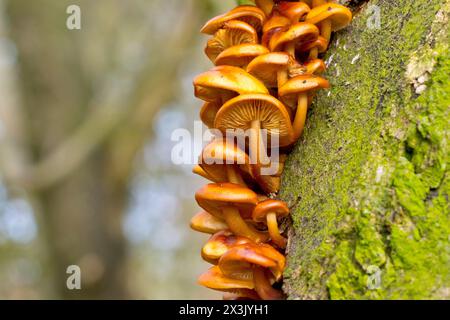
[201,6,266,35]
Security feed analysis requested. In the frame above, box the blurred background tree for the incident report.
[0,0,235,299]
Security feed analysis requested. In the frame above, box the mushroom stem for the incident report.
[277,70,288,88]
[226,165,247,186]
[266,212,287,249]
[292,93,309,141]
[222,206,268,243]
[250,120,271,166]
[309,47,319,60]
[321,19,332,47]
[255,0,274,16]
[286,42,296,59]
[253,266,284,300]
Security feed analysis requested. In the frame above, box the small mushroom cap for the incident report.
[246,52,291,88]
[278,74,330,109]
[269,22,319,52]
[215,44,270,68]
[201,6,266,35]
[194,66,269,103]
[252,199,289,223]
[214,94,294,147]
[261,13,290,47]
[200,102,221,129]
[202,230,252,264]
[254,0,275,16]
[298,36,327,52]
[219,243,286,281]
[199,139,256,183]
[306,3,352,31]
[195,182,258,220]
[277,1,311,23]
[192,164,215,182]
[198,266,255,291]
[205,20,258,62]
[262,12,291,34]
[190,211,228,234]
[304,58,326,74]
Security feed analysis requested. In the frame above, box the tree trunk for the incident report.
[281,0,449,299]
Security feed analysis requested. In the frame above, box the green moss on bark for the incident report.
[281,0,450,299]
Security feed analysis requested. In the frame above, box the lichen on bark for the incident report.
[280,0,450,299]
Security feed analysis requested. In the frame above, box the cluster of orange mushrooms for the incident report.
[190,0,352,300]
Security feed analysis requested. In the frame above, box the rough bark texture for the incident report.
[280,0,449,299]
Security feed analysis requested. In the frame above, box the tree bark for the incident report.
[280,0,449,299]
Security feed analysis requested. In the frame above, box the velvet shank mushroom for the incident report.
[201,230,251,265]
[195,183,268,243]
[194,65,268,105]
[304,58,326,75]
[277,1,310,23]
[215,44,269,68]
[190,211,228,235]
[205,20,258,63]
[269,22,319,59]
[199,139,255,187]
[246,52,292,88]
[278,74,329,140]
[198,266,260,300]
[199,102,221,129]
[254,0,275,16]
[219,243,286,300]
[306,2,352,51]
[252,199,289,248]
[261,11,290,48]
[201,5,266,35]
[214,94,294,167]
[298,35,327,59]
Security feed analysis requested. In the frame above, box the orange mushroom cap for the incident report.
[277,1,311,23]
[253,199,289,223]
[192,164,214,181]
[254,0,275,16]
[195,182,258,220]
[201,6,266,35]
[201,230,252,265]
[205,20,258,63]
[269,22,319,52]
[304,58,326,75]
[214,94,294,147]
[198,265,255,291]
[190,211,228,235]
[246,52,291,88]
[278,74,330,109]
[218,242,285,282]
[199,139,256,183]
[194,66,269,103]
[262,12,291,34]
[200,102,221,129]
[215,44,269,68]
[298,35,328,53]
[306,3,352,31]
